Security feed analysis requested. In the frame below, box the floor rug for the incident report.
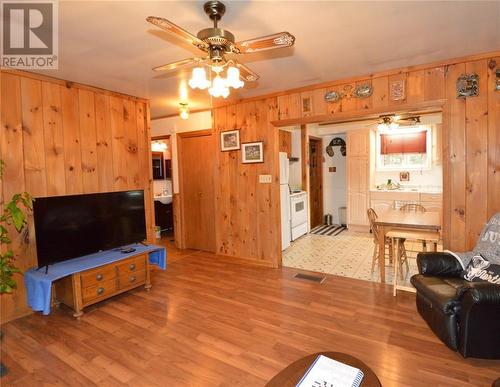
[310,224,347,237]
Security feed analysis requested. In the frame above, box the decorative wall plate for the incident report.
[456,73,479,98]
[324,90,340,103]
[326,145,334,157]
[354,84,373,98]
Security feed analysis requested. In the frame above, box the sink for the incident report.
[154,194,172,205]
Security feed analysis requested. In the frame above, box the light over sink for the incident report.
[154,194,172,205]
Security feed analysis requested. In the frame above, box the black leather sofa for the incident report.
[410,252,500,359]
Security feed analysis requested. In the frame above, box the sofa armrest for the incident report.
[460,282,500,305]
[417,252,463,277]
[458,283,500,358]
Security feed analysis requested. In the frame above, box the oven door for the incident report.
[290,195,308,228]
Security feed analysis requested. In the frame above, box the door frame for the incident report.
[150,135,175,243]
[308,135,324,228]
[176,129,215,251]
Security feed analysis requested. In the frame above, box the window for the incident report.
[376,126,431,171]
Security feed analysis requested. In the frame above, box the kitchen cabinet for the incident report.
[154,200,173,231]
[277,93,301,120]
[347,155,370,229]
[347,129,370,157]
[347,157,369,227]
[347,129,371,231]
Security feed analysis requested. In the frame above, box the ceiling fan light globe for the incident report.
[232,79,245,89]
[189,67,210,89]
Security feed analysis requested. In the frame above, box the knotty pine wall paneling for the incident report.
[0,70,153,323]
[213,98,281,267]
[487,57,500,220]
[258,51,499,252]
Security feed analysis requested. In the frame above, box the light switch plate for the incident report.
[259,175,272,183]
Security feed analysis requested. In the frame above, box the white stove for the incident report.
[290,191,308,241]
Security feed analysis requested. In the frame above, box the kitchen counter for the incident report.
[370,187,442,194]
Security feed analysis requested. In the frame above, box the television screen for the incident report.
[33,190,146,267]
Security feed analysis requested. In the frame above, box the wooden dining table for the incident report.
[374,209,441,283]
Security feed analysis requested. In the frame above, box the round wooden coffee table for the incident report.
[266,352,382,387]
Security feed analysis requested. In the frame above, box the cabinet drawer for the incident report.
[420,193,442,202]
[116,255,146,276]
[81,264,117,288]
[82,278,118,303]
[119,270,146,289]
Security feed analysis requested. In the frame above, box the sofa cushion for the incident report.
[410,274,464,314]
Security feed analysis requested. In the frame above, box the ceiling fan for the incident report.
[146,0,296,97]
[377,115,421,130]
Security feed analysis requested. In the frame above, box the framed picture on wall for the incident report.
[220,129,240,151]
[242,142,264,164]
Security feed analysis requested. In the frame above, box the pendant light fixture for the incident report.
[189,62,244,98]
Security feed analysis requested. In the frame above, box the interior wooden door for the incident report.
[177,130,216,252]
[309,137,323,228]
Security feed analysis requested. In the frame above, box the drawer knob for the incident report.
[96,274,103,281]
[97,287,105,295]
[129,275,136,283]
[129,263,136,270]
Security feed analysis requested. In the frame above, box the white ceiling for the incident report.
[38,1,500,118]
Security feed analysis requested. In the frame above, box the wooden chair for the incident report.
[367,208,395,275]
[399,203,437,252]
[400,203,426,213]
[388,229,440,296]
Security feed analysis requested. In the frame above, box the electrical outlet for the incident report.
[259,175,272,183]
[329,167,336,173]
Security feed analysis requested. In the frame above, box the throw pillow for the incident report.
[463,254,500,285]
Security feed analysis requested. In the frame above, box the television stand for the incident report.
[54,251,152,319]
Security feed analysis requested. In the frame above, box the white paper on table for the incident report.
[295,355,364,387]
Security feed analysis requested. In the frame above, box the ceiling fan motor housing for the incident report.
[197,27,235,58]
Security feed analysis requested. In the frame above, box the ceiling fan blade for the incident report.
[235,62,259,82]
[153,58,201,72]
[146,16,209,51]
[232,32,295,54]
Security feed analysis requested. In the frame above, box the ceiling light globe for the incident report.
[189,67,210,90]
[226,66,245,89]
[180,109,189,120]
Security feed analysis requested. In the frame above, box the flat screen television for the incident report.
[33,190,146,267]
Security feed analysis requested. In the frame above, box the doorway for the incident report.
[309,136,323,229]
[151,136,174,242]
[177,130,216,252]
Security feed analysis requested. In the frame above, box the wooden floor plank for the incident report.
[1,241,499,386]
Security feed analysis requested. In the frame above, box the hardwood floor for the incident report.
[1,246,499,386]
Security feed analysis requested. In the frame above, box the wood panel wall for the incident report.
[220,51,499,252]
[213,99,281,266]
[278,130,291,157]
[0,70,153,323]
